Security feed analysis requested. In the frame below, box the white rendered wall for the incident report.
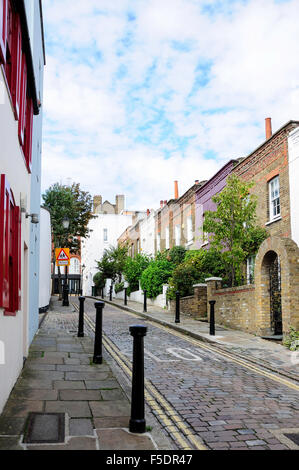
[0,67,31,413]
[288,127,299,247]
[140,211,156,257]
[81,213,133,296]
[114,284,169,309]
[39,208,51,310]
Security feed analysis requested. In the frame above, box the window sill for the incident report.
[185,240,193,247]
[265,216,282,226]
[200,242,209,247]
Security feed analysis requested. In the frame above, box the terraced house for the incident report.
[207,118,299,338]
[0,0,45,412]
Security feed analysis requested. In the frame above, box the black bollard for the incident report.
[209,300,216,336]
[62,284,69,307]
[109,285,113,301]
[175,291,180,323]
[129,325,147,433]
[101,288,104,299]
[93,301,105,364]
[78,296,85,337]
[143,289,147,313]
[124,287,128,306]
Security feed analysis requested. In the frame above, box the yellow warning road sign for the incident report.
[55,248,70,266]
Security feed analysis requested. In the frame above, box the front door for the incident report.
[269,255,282,335]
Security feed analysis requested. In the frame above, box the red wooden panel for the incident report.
[11,11,22,119]
[11,205,20,313]
[0,0,7,64]
[0,174,11,310]
[18,51,27,146]
[24,97,33,173]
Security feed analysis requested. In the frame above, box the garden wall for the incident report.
[168,284,208,319]
[206,278,256,333]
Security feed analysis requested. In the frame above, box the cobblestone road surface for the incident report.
[83,298,299,451]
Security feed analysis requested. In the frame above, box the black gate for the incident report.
[269,255,282,335]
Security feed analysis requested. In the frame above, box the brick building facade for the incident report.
[233,119,299,239]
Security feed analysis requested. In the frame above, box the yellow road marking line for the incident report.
[73,301,299,392]
[76,306,205,450]
[144,320,299,392]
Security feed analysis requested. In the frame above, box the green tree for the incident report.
[140,258,174,299]
[168,245,186,266]
[93,272,105,295]
[123,253,151,295]
[168,248,226,298]
[42,182,94,295]
[96,245,128,285]
[202,174,268,286]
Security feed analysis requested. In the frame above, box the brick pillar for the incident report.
[193,284,207,318]
[205,278,222,321]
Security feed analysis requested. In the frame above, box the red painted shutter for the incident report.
[11,12,22,119]
[24,97,33,172]
[0,175,20,315]
[0,0,7,64]
[0,175,11,310]
[18,52,27,146]
[11,205,20,313]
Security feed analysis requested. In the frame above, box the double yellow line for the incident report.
[72,302,206,450]
[144,320,299,393]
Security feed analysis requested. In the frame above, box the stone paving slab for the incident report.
[0,300,160,451]
[45,400,92,418]
[27,436,98,451]
[69,418,94,436]
[96,429,156,450]
[0,437,23,450]
[89,400,131,418]
[54,380,85,390]
[59,390,102,401]
[0,417,26,435]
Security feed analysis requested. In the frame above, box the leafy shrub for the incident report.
[168,248,226,299]
[140,259,174,299]
[283,327,299,351]
[114,282,124,294]
[123,254,151,295]
[93,272,106,289]
[168,246,187,266]
[168,262,200,299]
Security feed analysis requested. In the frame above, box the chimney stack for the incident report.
[147,209,150,217]
[160,200,164,209]
[174,180,179,199]
[164,200,167,207]
[195,180,199,185]
[265,118,272,140]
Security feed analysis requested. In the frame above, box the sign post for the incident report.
[55,249,71,306]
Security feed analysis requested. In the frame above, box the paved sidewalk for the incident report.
[0,299,158,451]
[94,296,299,382]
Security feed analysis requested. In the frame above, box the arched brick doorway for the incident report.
[254,237,299,337]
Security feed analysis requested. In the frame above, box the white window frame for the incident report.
[186,216,193,244]
[165,226,170,250]
[103,228,108,242]
[246,255,255,284]
[157,233,161,252]
[269,176,280,221]
[175,224,181,246]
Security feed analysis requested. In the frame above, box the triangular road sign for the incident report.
[57,249,70,261]
[55,248,70,266]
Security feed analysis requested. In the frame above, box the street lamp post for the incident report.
[62,217,70,307]
[80,263,86,296]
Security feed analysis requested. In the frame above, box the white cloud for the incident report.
[41,0,299,211]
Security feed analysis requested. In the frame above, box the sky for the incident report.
[41,0,299,210]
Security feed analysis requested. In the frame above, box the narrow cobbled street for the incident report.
[82,298,299,451]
